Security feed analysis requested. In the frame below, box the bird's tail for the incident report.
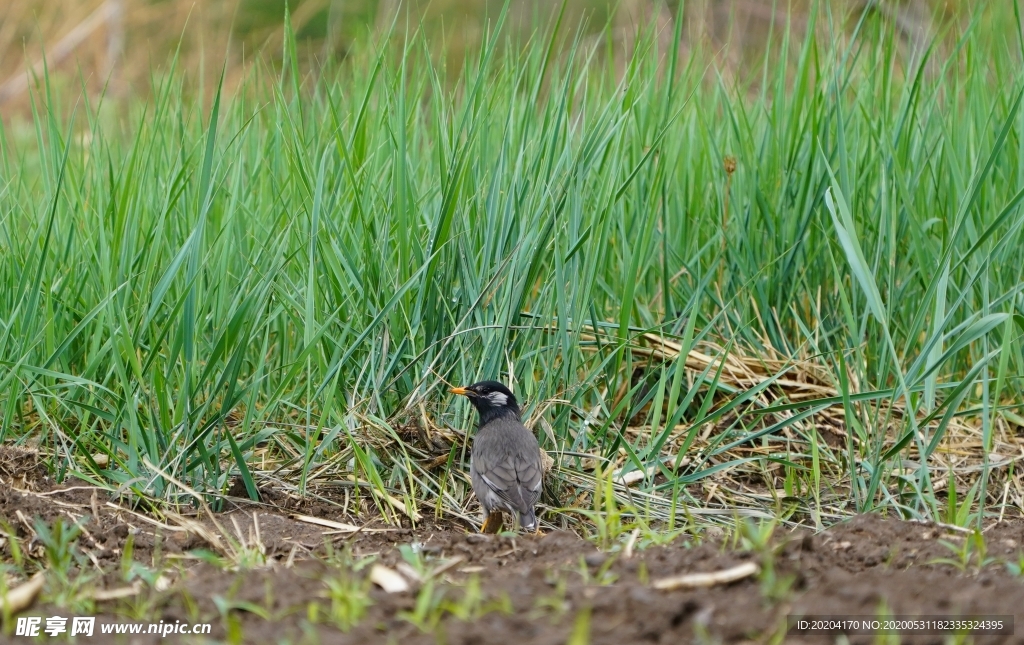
[519,508,537,532]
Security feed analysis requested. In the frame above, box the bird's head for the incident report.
[450,380,520,423]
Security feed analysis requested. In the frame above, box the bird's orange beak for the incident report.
[450,386,472,396]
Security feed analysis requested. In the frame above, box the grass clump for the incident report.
[0,2,1022,533]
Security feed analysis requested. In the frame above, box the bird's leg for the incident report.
[481,511,504,534]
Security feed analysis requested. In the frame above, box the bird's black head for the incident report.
[450,380,520,425]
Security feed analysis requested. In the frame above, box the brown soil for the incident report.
[2,446,1023,644]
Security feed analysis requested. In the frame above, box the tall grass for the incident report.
[1,3,1023,530]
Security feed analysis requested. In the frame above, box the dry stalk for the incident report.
[652,561,759,590]
[1,572,45,616]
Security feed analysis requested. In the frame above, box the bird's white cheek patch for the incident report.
[487,392,508,406]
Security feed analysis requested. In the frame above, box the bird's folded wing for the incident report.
[478,453,542,513]
[514,453,543,505]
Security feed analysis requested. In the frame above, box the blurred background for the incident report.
[0,0,953,116]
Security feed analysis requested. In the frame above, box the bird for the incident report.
[450,380,543,534]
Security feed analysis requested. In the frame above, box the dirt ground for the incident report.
[2,446,1023,644]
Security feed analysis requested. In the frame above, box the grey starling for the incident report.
[451,380,542,533]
